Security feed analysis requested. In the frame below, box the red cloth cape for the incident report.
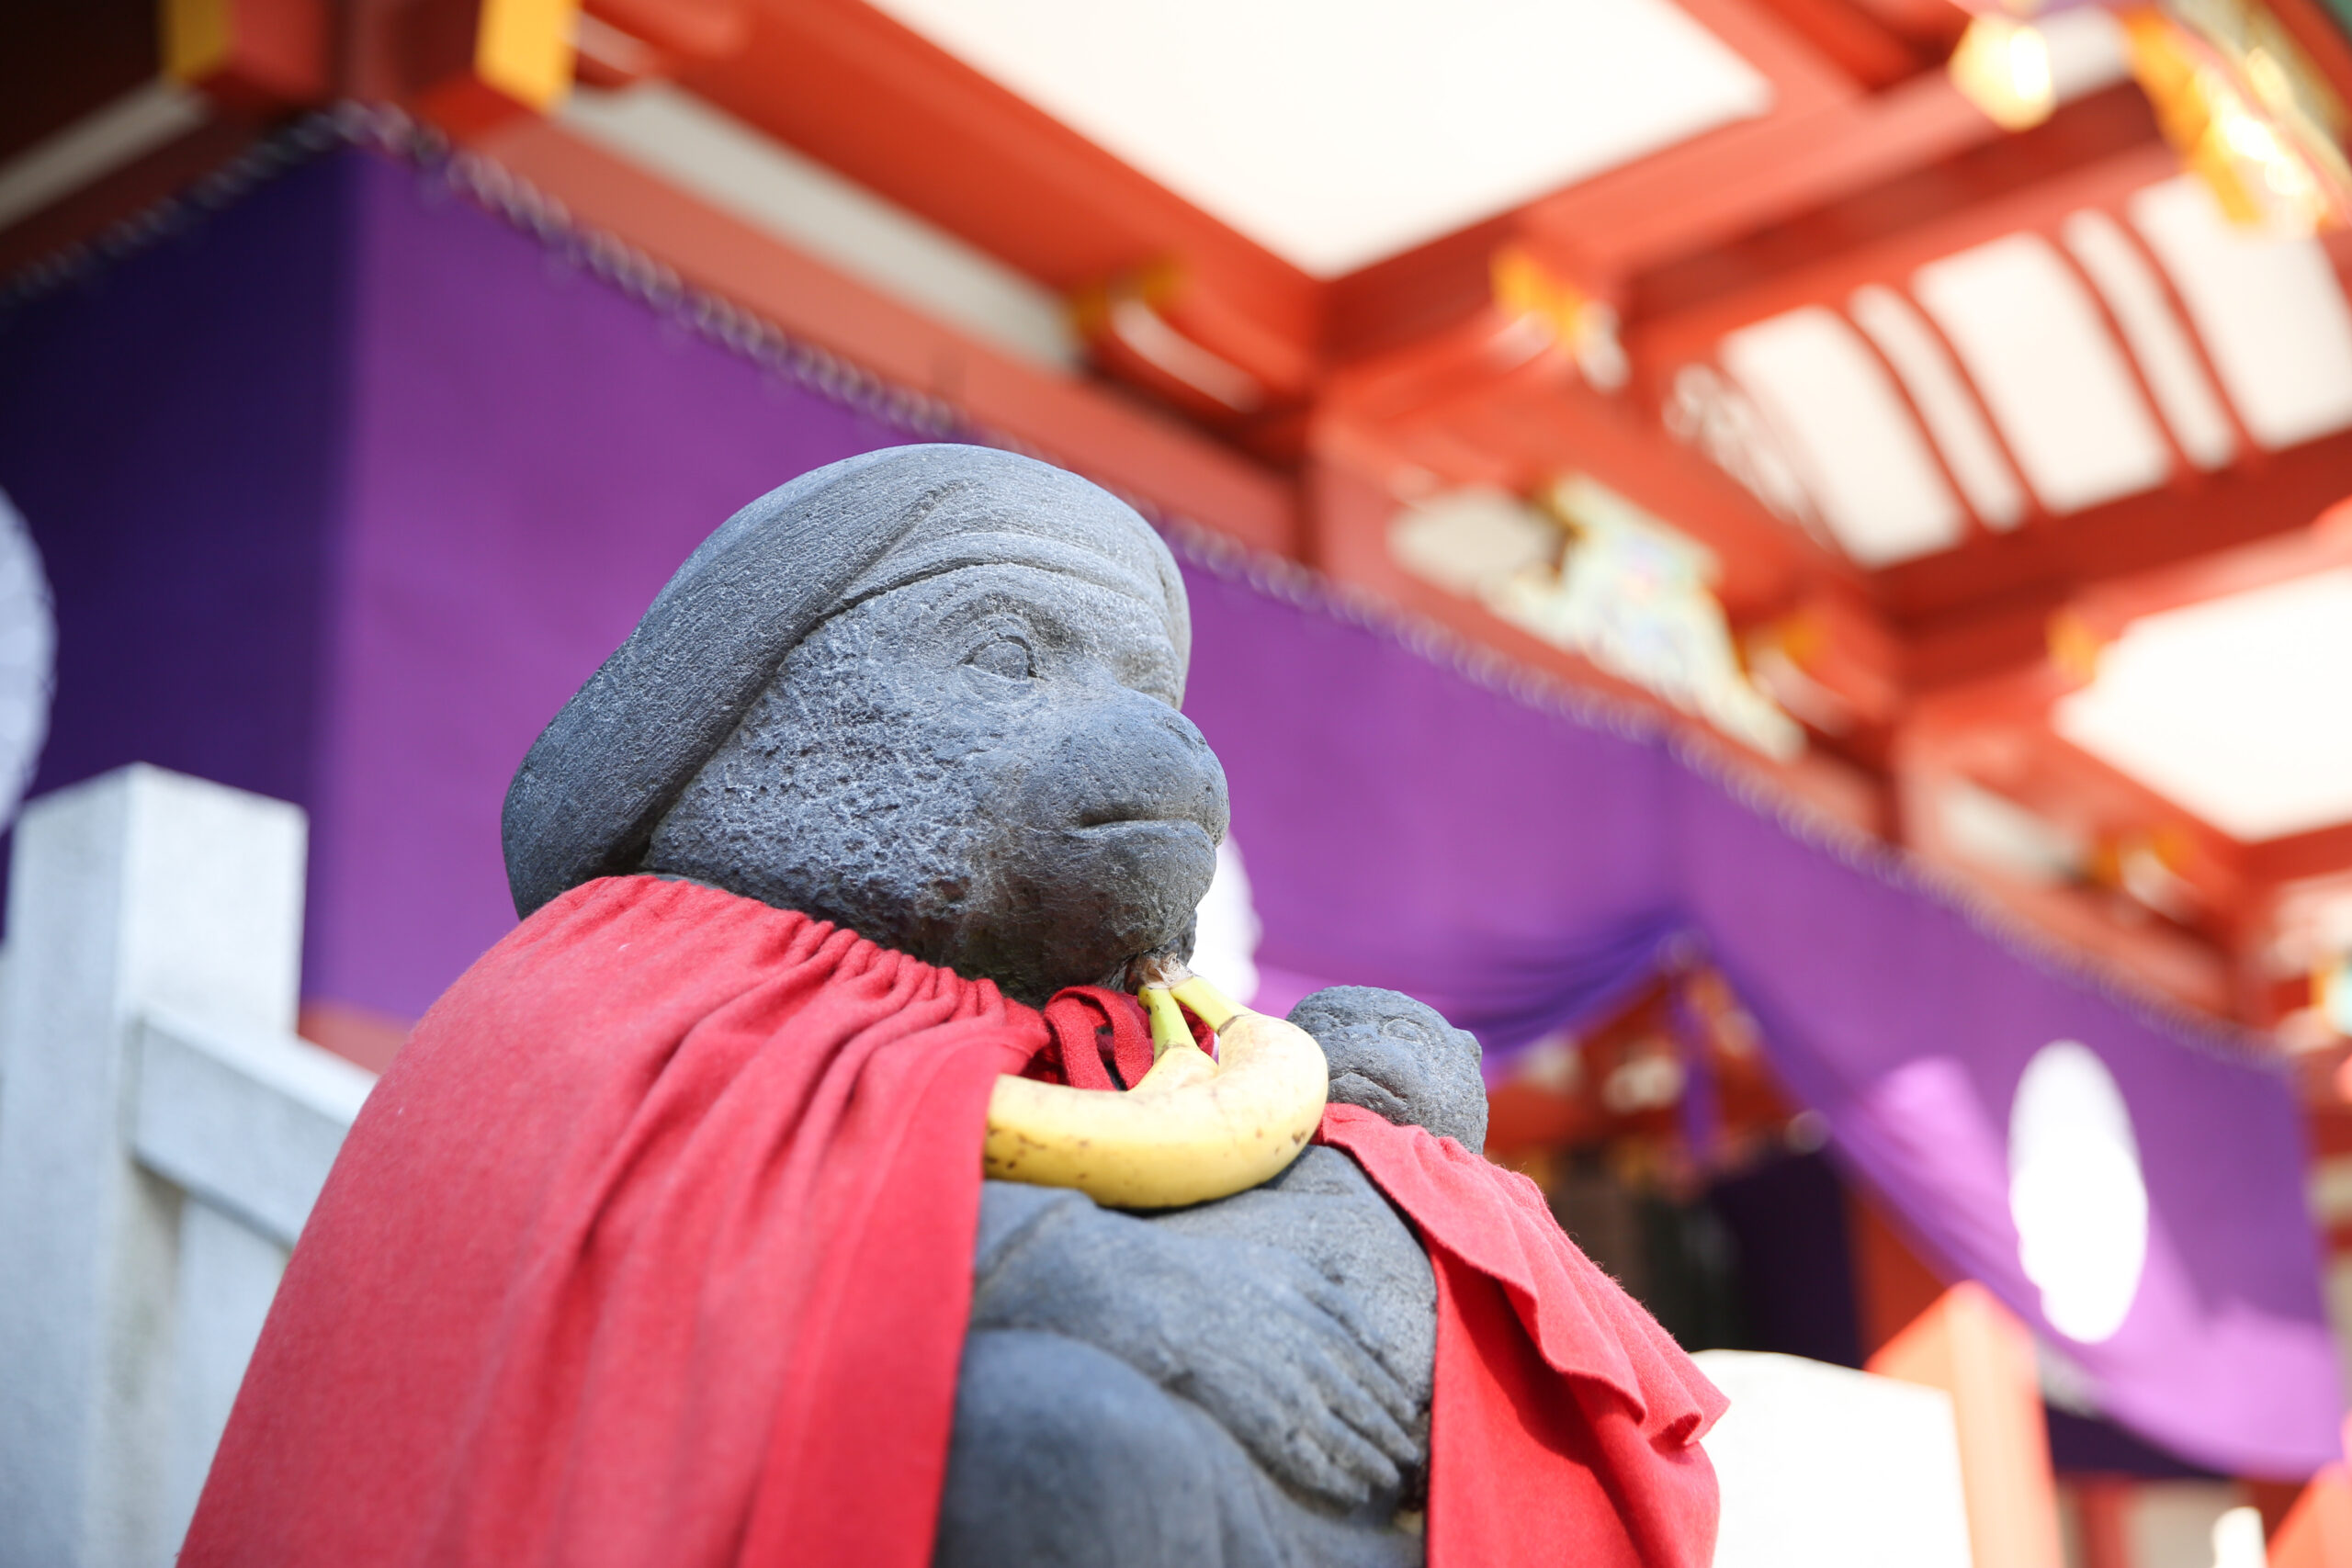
[186,876,1723,1567]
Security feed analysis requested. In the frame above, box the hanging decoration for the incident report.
[1489,246,1629,391]
[1948,1,2352,233]
[1388,478,1804,760]
[1950,9,2064,129]
[2122,0,2352,233]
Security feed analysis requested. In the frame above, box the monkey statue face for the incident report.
[646,559,1229,1005]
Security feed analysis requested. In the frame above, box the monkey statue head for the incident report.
[503,445,1229,1004]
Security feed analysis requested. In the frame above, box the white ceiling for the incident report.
[864,0,1772,277]
[2130,176,2352,451]
[1849,283,2029,531]
[1721,306,1965,568]
[2059,208,2235,471]
[1703,182,2352,570]
[2053,569,2352,841]
[562,85,1081,369]
[1913,233,2173,515]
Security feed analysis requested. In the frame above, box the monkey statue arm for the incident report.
[967,1179,1420,1506]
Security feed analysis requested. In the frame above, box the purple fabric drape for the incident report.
[1182,563,2337,1478]
[0,153,353,839]
[311,154,933,1011]
[2,143,2335,1478]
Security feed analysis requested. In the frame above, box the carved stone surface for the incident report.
[1296,986,1487,1152]
[512,446,1483,1565]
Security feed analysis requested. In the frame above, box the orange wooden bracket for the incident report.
[163,0,330,111]
[403,0,581,137]
[1866,1282,2066,1568]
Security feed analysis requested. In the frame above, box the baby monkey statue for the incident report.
[184,446,1722,1568]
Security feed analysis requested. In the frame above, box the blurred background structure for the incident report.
[5,0,2352,1563]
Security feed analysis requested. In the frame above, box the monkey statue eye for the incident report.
[967,637,1035,681]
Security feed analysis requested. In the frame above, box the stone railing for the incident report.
[0,766,375,1567]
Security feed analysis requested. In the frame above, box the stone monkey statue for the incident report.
[511,445,1482,1565]
[195,443,1719,1568]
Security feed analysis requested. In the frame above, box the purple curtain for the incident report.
[0,154,353,835]
[308,152,933,1014]
[1183,561,2337,1479]
[2,142,2335,1479]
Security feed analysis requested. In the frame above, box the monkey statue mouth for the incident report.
[1062,812,1220,865]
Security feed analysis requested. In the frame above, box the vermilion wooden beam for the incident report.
[2271,1460,2352,1568]
[2071,496,2352,636]
[1605,118,2352,659]
[1323,28,2075,366]
[1624,85,2166,325]
[1515,68,2003,292]
[1669,0,1869,113]
[1866,1284,2067,1568]
[2071,1483,2135,1568]
[674,0,1318,379]
[1625,139,2182,376]
[585,0,748,63]
[1882,429,2352,650]
[469,116,1303,558]
[1849,1188,1951,1359]
[1744,0,1931,88]
[0,115,258,277]
[344,0,582,134]
[658,0,2040,401]
[2248,822,2352,888]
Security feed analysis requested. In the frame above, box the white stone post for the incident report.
[0,765,307,1568]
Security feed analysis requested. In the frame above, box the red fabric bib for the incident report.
[185,875,1723,1567]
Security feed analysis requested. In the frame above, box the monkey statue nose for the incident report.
[1026,695,1230,842]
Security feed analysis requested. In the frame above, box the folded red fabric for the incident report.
[185,874,1722,1567]
[186,875,1037,1568]
[1319,1106,1726,1567]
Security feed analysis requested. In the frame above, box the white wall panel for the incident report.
[1698,1350,1973,1568]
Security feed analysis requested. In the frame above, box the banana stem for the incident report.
[1139,985,1198,1060]
[1170,975,1242,1032]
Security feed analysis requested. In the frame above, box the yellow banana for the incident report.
[982,966,1329,1209]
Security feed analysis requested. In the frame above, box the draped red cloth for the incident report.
[1319,1107,1727,1567]
[185,875,1723,1567]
